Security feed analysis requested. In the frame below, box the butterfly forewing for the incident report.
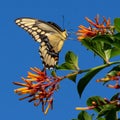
[15,18,67,69]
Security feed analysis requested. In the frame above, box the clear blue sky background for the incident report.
[0,0,120,120]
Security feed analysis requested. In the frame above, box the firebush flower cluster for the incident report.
[77,15,113,40]
[13,67,61,114]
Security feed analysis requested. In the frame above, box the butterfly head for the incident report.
[62,29,68,40]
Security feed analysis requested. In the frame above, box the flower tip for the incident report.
[75,107,86,111]
[44,104,51,115]
[85,17,88,20]
[75,107,81,110]
[14,89,17,93]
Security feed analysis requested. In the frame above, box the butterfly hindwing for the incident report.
[39,37,59,68]
[15,18,67,69]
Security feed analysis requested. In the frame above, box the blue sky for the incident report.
[0,0,120,120]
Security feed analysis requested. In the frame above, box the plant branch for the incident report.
[60,61,120,81]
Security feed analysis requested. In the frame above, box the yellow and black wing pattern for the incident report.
[15,18,68,69]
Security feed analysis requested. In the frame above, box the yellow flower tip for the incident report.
[85,17,89,21]
[27,72,39,79]
[21,77,26,81]
[76,105,96,111]
[77,36,84,41]
[76,31,80,35]
[44,103,51,115]
[96,77,110,82]
[14,89,18,93]
[78,25,86,29]
[75,107,88,111]
[30,67,43,74]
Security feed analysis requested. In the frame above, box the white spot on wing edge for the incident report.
[35,35,40,39]
[37,38,41,42]
[32,31,37,36]
[15,19,21,23]
[41,31,45,35]
[32,27,38,30]
[37,29,41,32]
[41,42,45,46]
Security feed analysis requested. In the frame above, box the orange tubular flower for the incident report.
[107,84,120,89]
[75,106,95,111]
[13,67,61,114]
[77,15,113,41]
[96,71,120,89]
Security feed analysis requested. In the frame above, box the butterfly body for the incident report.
[15,18,68,69]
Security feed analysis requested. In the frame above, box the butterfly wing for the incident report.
[15,18,67,69]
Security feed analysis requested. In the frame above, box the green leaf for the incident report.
[57,51,79,70]
[97,104,118,120]
[110,65,120,71]
[113,32,120,40]
[87,96,107,113]
[82,33,120,60]
[57,62,77,70]
[91,34,120,58]
[111,47,120,58]
[93,34,120,48]
[82,37,113,62]
[100,65,120,84]
[78,111,93,120]
[110,92,120,101]
[65,51,79,70]
[104,49,112,62]
[86,96,119,120]
[111,34,120,48]
[107,65,120,76]
[97,118,105,120]
[108,70,118,76]
[114,18,120,32]
[82,38,106,60]
[77,64,108,97]
[77,61,120,97]
[65,51,77,63]
[92,35,113,46]
[68,74,77,82]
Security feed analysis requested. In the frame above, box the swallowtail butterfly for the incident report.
[15,18,68,69]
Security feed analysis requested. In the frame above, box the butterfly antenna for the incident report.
[62,15,65,30]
